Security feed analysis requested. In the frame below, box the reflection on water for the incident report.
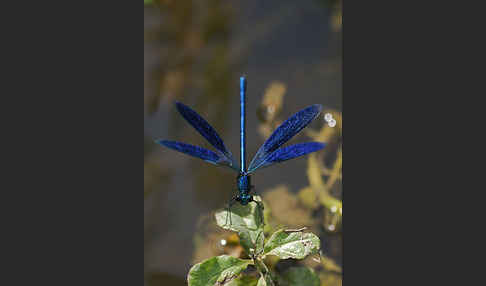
[144,0,342,284]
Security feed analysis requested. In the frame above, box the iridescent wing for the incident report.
[247,142,325,172]
[248,104,323,173]
[158,102,238,171]
[157,140,237,170]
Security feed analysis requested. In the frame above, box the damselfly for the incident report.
[156,76,325,210]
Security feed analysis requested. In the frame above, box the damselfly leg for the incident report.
[224,194,239,227]
[249,186,265,227]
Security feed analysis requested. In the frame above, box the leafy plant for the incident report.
[187,196,321,285]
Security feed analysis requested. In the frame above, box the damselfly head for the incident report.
[236,193,252,206]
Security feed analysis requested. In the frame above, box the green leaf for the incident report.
[281,267,320,286]
[262,229,320,259]
[187,255,252,286]
[215,196,265,255]
[215,196,264,232]
[144,0,153,4]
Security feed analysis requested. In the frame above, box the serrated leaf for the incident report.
[187,255,251,286]
[281,267,320,286]
[262,229,320,259]
[215,196,265,255]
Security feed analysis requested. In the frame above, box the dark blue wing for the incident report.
[175,102,237,168]
[157,140,237,169]
[248,104,322,171]
[247,142,326,173]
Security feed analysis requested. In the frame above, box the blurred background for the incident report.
[144,0,342,285]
